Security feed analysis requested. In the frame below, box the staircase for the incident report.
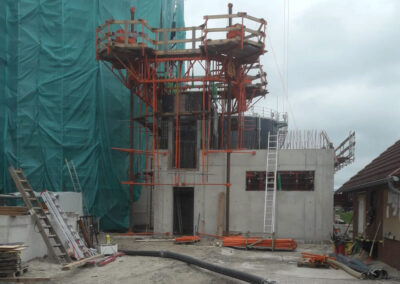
[8,167,72,264]
[263,131,280,245]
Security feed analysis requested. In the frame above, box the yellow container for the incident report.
[106,234,111,244]
[345,242,353,255]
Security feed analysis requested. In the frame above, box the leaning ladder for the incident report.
[65,159,82,193]
[8,167,72,264]
[65,159,89,215]
[263,131,280,248]
[41,190,96,260]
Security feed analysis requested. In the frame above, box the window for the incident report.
[279,171,314,191]
[246,171,266,191]
[245,171,315,191]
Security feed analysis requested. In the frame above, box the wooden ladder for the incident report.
[8,167,72,264]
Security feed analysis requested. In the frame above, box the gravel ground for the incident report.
[21,234,400,284]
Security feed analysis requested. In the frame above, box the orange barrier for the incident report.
[222,236,297,250]
[175,236,200,244]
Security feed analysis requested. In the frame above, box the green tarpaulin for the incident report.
[0,0,185,230]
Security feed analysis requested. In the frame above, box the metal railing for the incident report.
[244,106,288,123]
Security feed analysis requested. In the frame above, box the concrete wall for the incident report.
[133,187,152,227]
[0,215,47,262]
[0,191,82,261]
[151,149,334,241]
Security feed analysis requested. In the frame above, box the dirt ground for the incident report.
[23,234,400,284]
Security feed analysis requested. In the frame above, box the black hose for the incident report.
[121,250,275,284]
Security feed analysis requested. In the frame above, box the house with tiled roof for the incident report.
[338,139,400,269]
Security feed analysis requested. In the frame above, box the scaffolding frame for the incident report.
[96,4,267,233]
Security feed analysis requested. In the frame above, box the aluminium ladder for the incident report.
[8,167,72,264]
[41,190,96,260]
[65,159,82,193]
[65,159,89,215]
[263,131,280,248]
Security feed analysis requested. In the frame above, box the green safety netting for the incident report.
[0,0,185,231]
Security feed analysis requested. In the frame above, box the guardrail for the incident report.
[96,12,266,57]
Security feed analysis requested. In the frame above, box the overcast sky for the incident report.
[185,0,400,189]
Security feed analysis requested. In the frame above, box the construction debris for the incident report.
[61,254,104,271]
[298,253,334,268]
[0,244,28,278]
[333,254,388,280]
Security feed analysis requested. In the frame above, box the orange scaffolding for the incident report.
[96,4,268,233]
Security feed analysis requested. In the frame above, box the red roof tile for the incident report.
[338,139,400,192]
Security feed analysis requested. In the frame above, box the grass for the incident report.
[339,211,353,224]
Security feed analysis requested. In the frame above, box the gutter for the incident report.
[387,168,400,194]
[341,175,400,194]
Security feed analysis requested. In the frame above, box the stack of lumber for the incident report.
[222,236,298,250]
[0,244,28,277]
[0,206,28,216]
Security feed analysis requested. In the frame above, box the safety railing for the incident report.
[96,11,266,57]
[203,12,266,50]
[244,106,288,123]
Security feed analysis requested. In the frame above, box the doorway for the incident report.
[173,187,194,235]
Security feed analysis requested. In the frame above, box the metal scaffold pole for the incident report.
[225,2,233,235]
[129,88,134,233]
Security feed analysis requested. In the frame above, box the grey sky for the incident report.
[185,0,400,189]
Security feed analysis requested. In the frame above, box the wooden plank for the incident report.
[61,254,104,271]
[156,37,203,45]
[217,192,225,237]
[0,278,50,283]
[203,13,241,20]
[243,14,266,24]
[243,27,263,36]
[77,219,93,248]
[154,26,202,33]
[205,26,241,33]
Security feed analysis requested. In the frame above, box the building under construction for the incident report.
[96,4,355,241]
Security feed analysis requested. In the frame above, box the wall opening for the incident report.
[245,171,315,191]
[172,119,197,168]
[173,187,194,235]
[279,171,314,191]
[246,171,266,191]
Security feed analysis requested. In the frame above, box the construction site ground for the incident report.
[24,234,399,284]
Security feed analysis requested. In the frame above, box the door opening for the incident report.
[173,187,194,235]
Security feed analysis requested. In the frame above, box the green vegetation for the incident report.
[338,210,353,224]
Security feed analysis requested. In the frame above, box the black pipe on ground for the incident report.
[121,250,275,284]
